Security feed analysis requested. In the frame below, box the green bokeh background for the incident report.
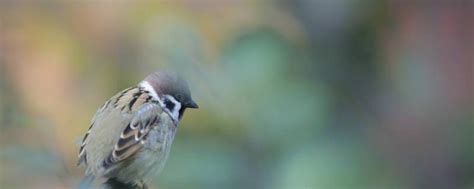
[0,1,472,189]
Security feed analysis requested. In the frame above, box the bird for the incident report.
[77,71,198,189]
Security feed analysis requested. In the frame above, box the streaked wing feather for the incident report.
[103,103,162,168]
[77,87,136,166]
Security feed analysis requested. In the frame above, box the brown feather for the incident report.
[102,100,162,168]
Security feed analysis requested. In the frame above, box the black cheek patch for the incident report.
[164,99,175,112]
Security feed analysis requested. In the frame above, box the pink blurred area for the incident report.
[0,1,472,189]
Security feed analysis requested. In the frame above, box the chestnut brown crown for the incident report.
[143,71,198,109]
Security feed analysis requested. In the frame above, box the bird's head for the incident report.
[140,71,198,120]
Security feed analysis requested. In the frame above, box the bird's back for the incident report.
[78,87,166,178]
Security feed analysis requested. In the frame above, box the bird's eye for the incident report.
[175,94,184,101]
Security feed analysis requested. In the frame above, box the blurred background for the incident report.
[0,1,473,189]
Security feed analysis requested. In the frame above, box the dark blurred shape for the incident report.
[100,178,144,189]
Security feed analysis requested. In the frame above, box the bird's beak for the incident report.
[186,100,199,109]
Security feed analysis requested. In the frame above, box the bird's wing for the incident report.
[77,94,116,166]
[77,86,153,167]
[102,103,163,168]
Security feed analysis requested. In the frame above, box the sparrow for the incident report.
[77,71,198,189]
